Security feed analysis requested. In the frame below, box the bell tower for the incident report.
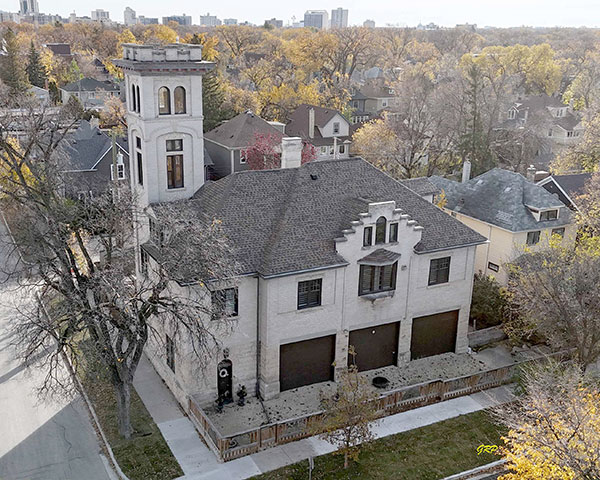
[114,44,215,208]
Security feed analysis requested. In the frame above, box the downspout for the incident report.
[255,274,261,399]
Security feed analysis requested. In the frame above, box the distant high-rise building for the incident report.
[363,19,375,28]
[138,15,158,25]
[91,9,110,22]
[223,18,237,25]
[124,6,136,25]
[199,12,221,27]
[330,7,348,28]
[304,10,328,29]
[19,0,39,15]
[162,14,192,26]
[264,17,283,28]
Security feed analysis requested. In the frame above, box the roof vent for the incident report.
[310,173,318,180]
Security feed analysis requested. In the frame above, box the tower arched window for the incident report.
[136,85,141,113]
[158,86,171,115]
[375,216,386,244]
[131,84,136,112]
[174,86,186,114]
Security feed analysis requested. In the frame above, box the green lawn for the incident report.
[80,359,183,480]
[252,410,506,480]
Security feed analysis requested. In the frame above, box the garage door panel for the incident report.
[280,335,335,391]
[348,321,399,372]
[411,310,458,360]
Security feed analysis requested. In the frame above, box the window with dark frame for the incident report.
[333,122,340,134]
[166,139,183,152]
[167,155,184,189]
[389,222,398,242]
[375,216,386,244]
[526,231,540,245]
[428,257,450,286]
[297,279,322,309]
[211,288,239,317]
[140,248,149,275]
[363,226,373,246]
[174,86,186,114]
[551,227,565,238]
[158,86,171,115]
[487,262,500,272]
[540,210,558,221]
[136,137,142,149]
[359,262,397,295]
[166,335,175,373]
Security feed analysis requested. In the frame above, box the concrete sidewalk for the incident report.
[133,355,514,480]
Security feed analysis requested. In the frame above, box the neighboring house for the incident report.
[537,172,592,212]
[430,166,575,285]
[349,79,397,123]
[286,104,351,160]
[62,120,129,199]
[115,43,487,414]
[29,85,50,104]
[497,94,584,170]
[399,177,440,203]
[60,77,120,109]
[43,42,72,58]
[204,111,285,179]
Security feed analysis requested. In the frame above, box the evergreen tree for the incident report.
[26,41,47,88]
[0,28,29,95]
[202,71,233,132]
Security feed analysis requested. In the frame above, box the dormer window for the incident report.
[540,210,558,221]
[375,216,386,244]
[556,108,565,118]
[508,108,516,120]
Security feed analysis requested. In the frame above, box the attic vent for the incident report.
[310,174,318,180]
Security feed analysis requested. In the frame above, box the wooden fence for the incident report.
[188,354,557,462]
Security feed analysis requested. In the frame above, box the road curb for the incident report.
[37,293,130,480]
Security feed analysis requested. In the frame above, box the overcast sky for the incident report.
[3,0,600,28]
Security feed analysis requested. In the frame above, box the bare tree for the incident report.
[313,348,380,469]
[496,362,600,480]
[0,97,240,438]
[506,240,600,369]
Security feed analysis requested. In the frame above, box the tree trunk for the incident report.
[344,450,349,469]
[115,381,133,438]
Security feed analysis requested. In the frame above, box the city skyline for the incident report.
[1,0,600,27]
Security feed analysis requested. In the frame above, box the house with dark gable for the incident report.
[114,43,487,423]
[204,111,285,179]
[285,104,351,160]
[62,120,129,199]
[60,77,120,110]
[537,172,592,212]
[431,166,576,284]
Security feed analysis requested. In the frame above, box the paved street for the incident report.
[0,219,111,480]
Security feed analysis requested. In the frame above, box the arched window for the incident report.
[131,84,136,112]
[136,85,141,113]
[375,216,386,244]
[174,86,186,114]
[158,87,171,115]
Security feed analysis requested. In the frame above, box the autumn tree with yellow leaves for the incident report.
[497,362,600,480]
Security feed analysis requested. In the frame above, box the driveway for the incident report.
[0,219,111,480]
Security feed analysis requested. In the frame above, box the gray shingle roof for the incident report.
[204,111,285,149]
[548,173,592,198]
[399,177,441,197]
[158,158,486,277]
[61,77,120,93]
[63,120,114,171]
[430,168,572,232]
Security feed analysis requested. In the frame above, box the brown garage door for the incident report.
[411,310,459,360]
[280,335,335,391]
[348,322,400,372]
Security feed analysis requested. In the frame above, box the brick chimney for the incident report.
[281,137,303,169]
[308,107,315,139]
